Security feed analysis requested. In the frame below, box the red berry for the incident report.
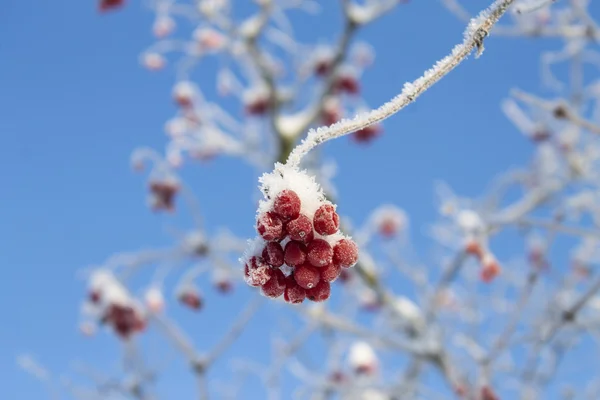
[315,59,332,76]
[339,269,352,283]
[307,239,333,267]
[306,280,331,302]
[333,74,360,95]
[283,277,306,304]
[320,262,342,282]
[284,241,307,267]
[257,212,284,241]
[179,291,203,310]
[245,97,272,115]
[480,387,499,400]
[313,203,339,235]
[353,125,381,143]
[294,263,321,289]
[89,290,101,304]
[333,239,359,268]
[273,190,301,221]
[99,0,124,12]
[262,242,284,268]
[149,180,179,212]
[286,214,314,243]
[244,256,272,287]
[261,269,286,298]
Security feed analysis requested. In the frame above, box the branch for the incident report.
[286,0,517,167]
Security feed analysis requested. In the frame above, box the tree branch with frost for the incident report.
[286,0,516,168]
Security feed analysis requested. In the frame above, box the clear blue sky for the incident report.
[1,1,596,398]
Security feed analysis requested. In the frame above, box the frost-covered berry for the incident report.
[149,179,179,212]
[99,0,124,12]
[244,256,272,287]
[307,239,333,267]
[104,304,145,339]
[294,263,320,289]
[464,239,483,258]
[262,242,284,268]
[153,16,175,38]
[313,203,339,235]
[306,280,331,302]
[353,125,381,143]
[173,81,196,108]
[320,262,342,283]
[349,341,378,376]
[179,291,202,310]
[257,212,284,241]
[261,269,286,298]
[333,239,359,268]
[142,53,166,71]
[480,387,499,400]
[481,256,501,283]
[284,277,306,304]
[89,290,101,304]
[333,70,360,95]
[286,214,314,243]
[273,190,301,221]
[284,241,307,267]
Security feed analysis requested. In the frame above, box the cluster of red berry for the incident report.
[244,188,358,303]
[90,289,146,339]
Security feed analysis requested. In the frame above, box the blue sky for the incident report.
[1,0,597,398]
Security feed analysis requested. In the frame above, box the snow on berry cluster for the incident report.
[242,164,359,303]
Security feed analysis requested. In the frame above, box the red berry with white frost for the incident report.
[257,212,284,241]
[284,241,307,267]
[261,269,286,298]
[320,262,342,283]
[306,280,331,302]
[273,189,301,221]
[244,256,272,287]
[313,203,339,235]
[262,242,284,268]
[307,239,333,267]
[333,239,359,268]
[284,277,306,304]
[294,263,321,289]
[286,214,314,243]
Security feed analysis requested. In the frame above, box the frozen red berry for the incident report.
[333,74,360,95]
[353,125,381,143]
[89,290,101,304]
[245,96,272,115]
[99,0,124,12]
[286,214,314,243]
[314,58,332,76]
[273,190,301,221]
[283,277,306,304]
[333,239,358,268]
[306,280,331,302]
[257,212,284,241]
[179,291,203,310]
[244,256,272,287]
[294,263,320,289]
[262,242,284,267]
[149,179,179,212]
[313,203,339,235]
[104,304,145,338]
[261,269,286,298]
[284,241,307,267]
[307,239,333,267]
[320,262,342,283]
